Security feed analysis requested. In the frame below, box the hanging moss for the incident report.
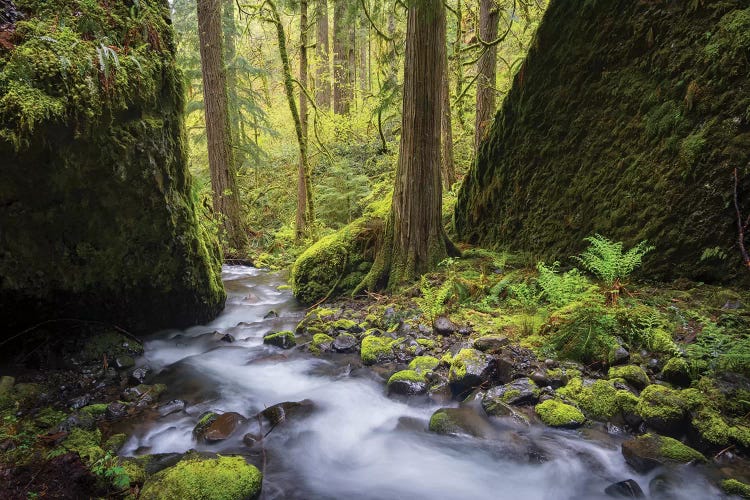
[0,0,225,336]
[455,1,750,283]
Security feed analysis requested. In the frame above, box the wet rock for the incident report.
[649,474,679,499]
[483,378,540,407]
[608,365,650,390]
[105,401,129,420]
[115,356,135,370]
[621,434,706,473]
[427,382,453,404]
[203,412,246,442]
[611,346,630,365]
[257,399,315,427]
[473,335,509,352]
[68,394,91,410]
[130,366,151,385]
[604,479,644,498]
[158,399,187,417]
[264,309,279,319]
[457,327,471,336]
[58,412,96,432]
[387,370,427,396]
[433,315,457,335]
[534,400,585,428]
[530,370,550,387]
[332,333,358,353]
[141,453,186,475]
[428,407,494,438]
[660,358,691,387]
[192,411,219,441]
[213,332,234,343]
[448,348,497,398]
[263,330,296,349]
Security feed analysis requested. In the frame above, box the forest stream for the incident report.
[114,266,723,500]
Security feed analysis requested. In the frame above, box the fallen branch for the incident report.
[733,167,750,269]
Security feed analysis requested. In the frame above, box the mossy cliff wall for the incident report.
[0,0,225,334]
[455,0,750,282]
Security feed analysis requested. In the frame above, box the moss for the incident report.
[557,377,628,420]
[657,434,706,463]
[608,365,650,389]
[661,357,692,386]
[440,353,453,365]
[81,403,108,417]
[360,335,396,365]
[428,409,461,435]
[122,459,147,485]
[140,455,262,500]
[387,370,426,385]
[693,407,732,447]
[636,385,689,428]
[535,399,586,428]
[454,0,750,284]
[263,331,297,349]
[331,319,358,331]
[311,333,334,354]
[416,338,436,349]
[721,479,750,498]
[34,407,67,428]
[104,433,128,453]
[408,356,440,372]
[449,348,486,381]
[62,428,104,464]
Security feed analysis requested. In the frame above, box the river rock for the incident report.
[648,474,679,499]
[332,333,358,353]
[428,407,494,438]
[203,412,246,442]
[68,394,91,410]
[263,330,296,349]
[611,346,630,365]
[604,479,644,498]
[105,401,129,420]
[621,434,706,473]
[257,399,315,426]
[130,366,151,385]
[387,370,427,396]
[58,412,96,432]
[212,332,234,343]
[448,348,497,398]
[192,411,219,440]
[158,399,187,417]
[473,335,509,352]
[264,309,279,319]
[433,315,458,335]
[485,378,540,407]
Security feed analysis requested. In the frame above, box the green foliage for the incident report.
[415,275,454,323]
[544,299,618,363]
[573,235,654,288]
[91,451,131,490]
[686,321,750,376]
[536,262,595,308]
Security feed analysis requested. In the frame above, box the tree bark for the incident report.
[333,0,353,114]
[360,0,457,291]
[197,0,246,254]
[441,41,456,190]
[474,0,499,152]
[315,0,331,110]
[222,0,241,169]
[297,0,310,239]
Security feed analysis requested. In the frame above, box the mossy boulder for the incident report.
[428,407,492,438]
[621,433,706,473]
[721,479,750,498]
[557,377,638,422]
[454,0,750,283]
[661,357,692,387]
[483,377,540,407]
[608,365,651,390]
[360,335,397,365]
[535,400,586,428]
[291,217,381,304]
[387,370,427,396]
[263,331,296,349]
[0,0,225,337]
[448,348,497,397]
[636,385,691,434]
[408,356,440,372]
[140,455,262,500]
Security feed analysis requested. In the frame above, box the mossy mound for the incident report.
[535,399,585,428]
[557,377,637,421]
[722,479,750,498]
[636,385,692,433]
[622,433,706,473]
[455,0,750,283]
[140,455,262,500]
[291,216,382,304]
[0,0,225,337]
[608,365,651,390]
[263,331,296,349]
[360,335,397,365]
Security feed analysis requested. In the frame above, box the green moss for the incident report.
[122,459,147,485]
[661,357,691,385]
[693,407,732,447]
[416,338,436,349]
[140,455,262,500]
[535,399,586,428]
[636,385,689,427]
[608,365,650,389]
[721,479,750,498]
[34,407,67,428]
[408,356,440,372]
[62,428,104,464]
[81,403,108,416]
[263,331,297,349]
[557,377,628,420]
[449,348,486,381]
[657,434,706,463]
[428,409,460,435]
[104,433,128,453]
[331,319,358,331]
[387,370,426,385]
[311,333,334,353]
[360,335,396,365]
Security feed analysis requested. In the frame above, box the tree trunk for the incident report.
[333,0,353,114]
[197,0,246,254]
[360,0,457,291]
[297,0,310,239]
[315,0,331,110]
[474,0,498,152]
[453,0,466,130]
[441,42,456,190]
[222,0,241,169]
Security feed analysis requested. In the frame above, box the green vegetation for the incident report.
[535,400,586,428]
[573,235,654,289]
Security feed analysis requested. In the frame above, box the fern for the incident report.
[415,276,454,324]
[574,234,654,288]
[536,262,596,308]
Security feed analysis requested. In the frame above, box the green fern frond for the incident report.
[573,234,654,287]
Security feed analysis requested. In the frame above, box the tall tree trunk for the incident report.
[222,0,241,169]
[360,0,457,292]
[441,43,456,190]
[453,0,465,130]
[474,0,498,152]
[359,9,368,94]
[315,0,331,110]
[333,0,353,114]
[297,0,310,239]
[197,0,246,254]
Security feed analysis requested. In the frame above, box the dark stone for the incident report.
[473,335,509,352]
[482,378,540,409]
[257,399,316,427]
[105,402,128,420]
[263,331,296,349]
[530,370,549,387]
[264,310,279,319]
[448,349,498,397]
[433,315,458,335]
[213,332,234,343]
[203,412,246,442]
[604,479,645,498]
[612,347,630,365]
[621,434,705,473]
[158,399,187,417]
[68,394,91,410]
[428,407,494,438]
[115,356,135,370]
[387,378,427,397]
[129,366,150,385]
[332,333,358,353]
[648,474,678,499]
[58,412,96,432]
[192,411,219,441]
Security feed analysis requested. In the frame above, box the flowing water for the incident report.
[119,266,724,499]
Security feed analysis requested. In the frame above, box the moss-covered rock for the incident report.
[535,400,586,428]
[360,335,397,365]
[62,428,104,464]
[557,377,636,421]
[608,365,651,390]
[721,479,750,498]
[661,357,692,387]
[448,348,497,397]
[428,407,492,438]
[263,331,296,349]
[140,455,262,500]
[621,433,705,473]
[387,370,427,396]
[455,0,750,283]
[291,217,382,304]
[408,355,440,372]
[636,385,691,434]
[0,0,225,337]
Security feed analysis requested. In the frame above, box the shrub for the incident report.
[536,262,596,308]
[574,234,654,288]
[543,299,618,363]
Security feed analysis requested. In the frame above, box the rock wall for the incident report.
[455,0,750,282]
[0,0,225,335]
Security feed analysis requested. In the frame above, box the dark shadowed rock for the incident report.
[203,412,246,442]
[448,348,497,397]
[473,335,509,352]
[130,366,151,385]
[433,315,458,335]
[483,378,540,408]
[604,479,645,498]
[105,402,128,420]
[158,399,187,417]
[621,434,705,473]
[428,407,494,438]
[332,333,358,353]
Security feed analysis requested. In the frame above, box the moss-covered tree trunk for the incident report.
[197,0,246,254]
[361,0,457,291]
[315,0,331,110]
[441,37,456,190]
[474,0,498,152]
[296,0,311,239]
[222,0,241,169]
[333,0,353,114]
